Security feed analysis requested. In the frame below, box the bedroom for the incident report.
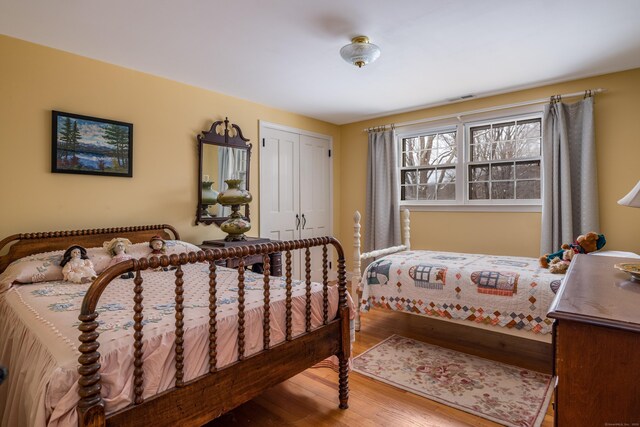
[1,1,640,426]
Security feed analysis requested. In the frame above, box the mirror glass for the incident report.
[201,145,248,218]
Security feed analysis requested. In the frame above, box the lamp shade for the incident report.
[340,36,381,68]
[618,180,640,207]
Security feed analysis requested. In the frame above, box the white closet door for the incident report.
[259,127,301,277]
[299,134,331,282]
[260,123,332,281]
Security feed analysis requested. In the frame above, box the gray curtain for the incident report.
[365,129,401,252]
[541,96,599,254]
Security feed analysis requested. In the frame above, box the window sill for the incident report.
[400,203,542,213]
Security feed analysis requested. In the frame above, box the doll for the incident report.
[148,235,168,271]
[60,245,97,284]
[104,237,134,279]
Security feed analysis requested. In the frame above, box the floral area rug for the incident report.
[353,335,553,427]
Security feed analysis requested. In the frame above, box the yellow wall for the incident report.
[340,68,640,258]
[2,35,639,260]
[0,35,341,245]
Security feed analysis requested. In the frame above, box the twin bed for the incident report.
[352,210,561,344]
[0,225,351,427]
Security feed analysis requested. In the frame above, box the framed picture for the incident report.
[51,111,133,177]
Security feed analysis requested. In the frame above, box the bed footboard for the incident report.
[352,209,411,331]
[77,237,350,427]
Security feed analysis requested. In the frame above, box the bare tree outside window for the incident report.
[401,130,457,201]
[399,115,541,205]
[469,118,541,200]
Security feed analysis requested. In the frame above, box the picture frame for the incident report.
[51,111,133,177]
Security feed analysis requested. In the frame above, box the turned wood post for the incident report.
[353,211,362,332]
[402,208,411,250]
[336,251,350,410]
[77,311,105,427]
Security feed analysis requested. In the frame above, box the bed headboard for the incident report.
[0,224,180,274]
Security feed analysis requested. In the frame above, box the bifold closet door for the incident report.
[299,134,331,282]
[260,125,332,281]
[260,127,302,278]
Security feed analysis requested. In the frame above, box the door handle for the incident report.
[301,214,307,230]
[295,214,300,230]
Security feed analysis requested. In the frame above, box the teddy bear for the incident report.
[548,248,575,274]
[540,232,606,269]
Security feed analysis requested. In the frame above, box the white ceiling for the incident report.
[2,0,640,125]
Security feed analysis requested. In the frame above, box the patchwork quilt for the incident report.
[360,250,562,334]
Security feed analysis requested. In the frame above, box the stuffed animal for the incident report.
[548,249,575,274]
[540,232,606,269]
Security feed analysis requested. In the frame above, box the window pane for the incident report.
[418,184,436,200]
[492,122,516,142]
[515,161,540,179]
[419,150,433,166]
[516,141,541,158]
[403,185,417,200]
[403,137,420,153]
[493,141,516,160]
[491,163,514,180]
[437,167,455,183]
[418,169,436,184]
[401,170,417,185]
[469,182,489,200]
[431,146,456,165]
[403,151,420,167]
[491,181,514,199]
[469,165,489,182]
[437,183,456,200]
[471,125,491,144]
[517,120,541,139]
[516,180,541,199]
[470,143,492,161]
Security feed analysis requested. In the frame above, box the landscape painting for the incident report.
[52,111,133,177]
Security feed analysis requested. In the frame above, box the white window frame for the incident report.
[397,106,543,212]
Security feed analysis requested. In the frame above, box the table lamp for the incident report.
[618,180,640,207]
[615,180,640,282]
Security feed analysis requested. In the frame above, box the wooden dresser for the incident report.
[547,254,640,426]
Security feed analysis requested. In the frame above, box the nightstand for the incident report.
[199,237,282,276]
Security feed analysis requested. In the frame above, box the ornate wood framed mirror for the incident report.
[196,117,252,226]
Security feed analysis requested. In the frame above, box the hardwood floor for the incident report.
[205,309,554,426]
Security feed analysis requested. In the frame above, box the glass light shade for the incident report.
[618,180,640,208]
[340,36,381,68]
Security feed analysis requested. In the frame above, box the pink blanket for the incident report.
[0,264,346,426]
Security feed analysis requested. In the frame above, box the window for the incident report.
[468,118,541,201]
[398,113,542,209]
[400,129,457,201]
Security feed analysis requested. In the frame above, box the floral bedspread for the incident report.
[360,250,562,334]
[0,263,343,427]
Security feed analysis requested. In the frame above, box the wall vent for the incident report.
[448,94,475,102]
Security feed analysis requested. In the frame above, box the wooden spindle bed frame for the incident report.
[350,210,553,371]
[352,209,411,331]
[0,225,350,427]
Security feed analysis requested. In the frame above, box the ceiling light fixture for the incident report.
[340,36,381,68]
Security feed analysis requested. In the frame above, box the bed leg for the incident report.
[338,355,349,409]
[338,307,350,410]
[77,312,106,427]
[352,278,361,332]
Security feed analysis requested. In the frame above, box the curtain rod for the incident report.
[363,88,605,132]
